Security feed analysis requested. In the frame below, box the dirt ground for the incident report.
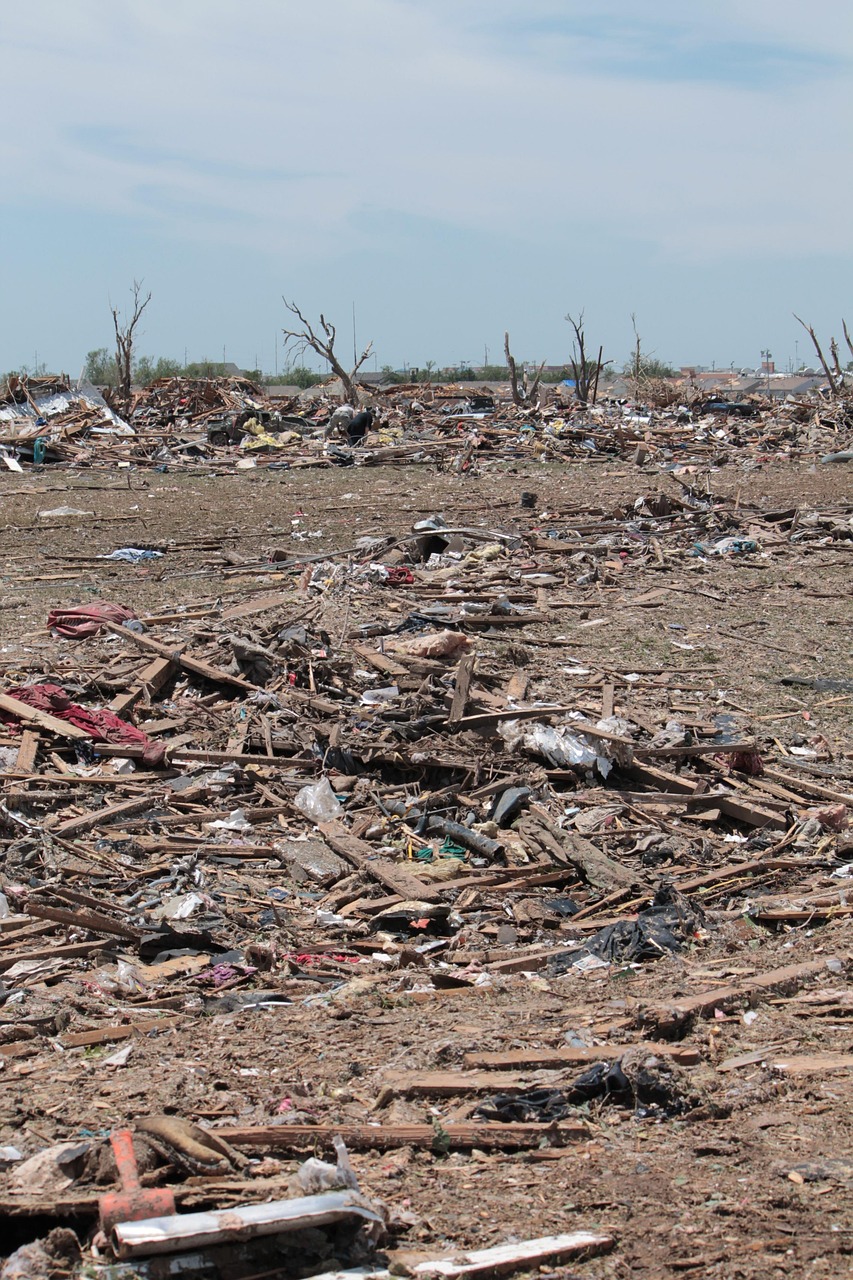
[0,453,851,1279]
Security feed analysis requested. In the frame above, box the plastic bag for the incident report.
[294,777,343,821]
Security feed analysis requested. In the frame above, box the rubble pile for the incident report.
[1,373,851,476]
[0,428,851,1277]
[0,376,132,469]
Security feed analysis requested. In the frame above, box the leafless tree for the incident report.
[793,314,846,394]
[504,332,545,407]
[565,311,605,405]
[111,280,151,398]
[843,318,853,365]
[282,299,372,404]
[631,313,642,404]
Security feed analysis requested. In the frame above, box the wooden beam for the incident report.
[410,1232,615,1278]
[22,900,143,941]
[214,1121,589,1151]
[0,693,90,740]
[102,622,259,693]
[448,654,476,724]
[380,1069,572,1097]
[643,958,837,1034]
[59,1017,181,1048]
[0,939,119,973]
[109,656,176,716]
[626,762,786,829]
[463,1044,701,1070]
[319,820,440,901]
[14,729,39,772]
[52,794,157,838]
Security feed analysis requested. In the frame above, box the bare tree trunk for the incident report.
[830,337,843,378]
[504,332,523,406]
[631,314,642,405]
[111,280,151,400]
[566,312,591,404]
[794,314,841,394]
[527,359,546,405]
[283,300,372,405]
[591,345,604,406]
[843,318,853,364]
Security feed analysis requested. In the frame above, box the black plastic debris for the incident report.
[475,1087,575,1123]
[549,880,703,970]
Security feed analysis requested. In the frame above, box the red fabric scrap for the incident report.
[47,601,137,639]
[728,751,764,777]
[384,566,414,585]
[1,683,166,766]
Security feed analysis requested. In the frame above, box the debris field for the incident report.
[0,378,851,1279]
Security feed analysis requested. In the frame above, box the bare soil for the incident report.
[0,454,851,1279]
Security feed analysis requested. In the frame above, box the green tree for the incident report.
[83,348,114,384]
[284,365,326,388]
[379,365,409,385]
[131,356,184,385]
[621,356,675,379]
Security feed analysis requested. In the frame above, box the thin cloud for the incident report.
[0,0,850,371]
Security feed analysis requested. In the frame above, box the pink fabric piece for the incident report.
[47,601,137,639]
[1,682,166,766]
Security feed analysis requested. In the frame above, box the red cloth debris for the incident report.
[728,751,764,777]
[384,566,415,585]
[47,601,137,639]
[804,804,849,831]
[1,683,166,766]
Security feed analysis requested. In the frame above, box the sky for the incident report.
[1,0,851,377]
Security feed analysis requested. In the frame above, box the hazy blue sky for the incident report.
[1,0,851,376]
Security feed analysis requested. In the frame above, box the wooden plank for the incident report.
[0,939,119,973]
[14,729,39,772]
[752,906,853,924]
[601,682,614,720]
[626,762,786,829]
[221,591,293,622]
[318,821,440,901]
[673,856,823,894]
[0,693,90,740]
[762,766,853,806]
[59,1017,181,1048]
[23,900,143,941]
[214,1121,589,1151]
[448,654,476,724]
[463,1044,701,1070]
[381,1070,569,1097]
[411,1232,615,1278]
[770,1053,853,1075]
[351,644,409,678]
[109,656,176,716]
[0,1040,41,1060]
[636,740,758,760]
[52,794,156,838]
[102,622,259,693]
[643,958,836,1033]
[504,672,529,701]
